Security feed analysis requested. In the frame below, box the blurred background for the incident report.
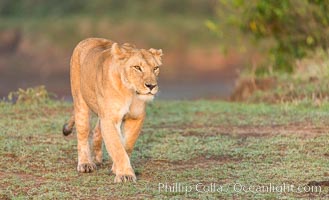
[1,0,329,101]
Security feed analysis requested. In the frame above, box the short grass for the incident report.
[1,100,329,199]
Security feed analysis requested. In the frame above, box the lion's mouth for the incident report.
[136,91,156,101]
[136,91,154,95]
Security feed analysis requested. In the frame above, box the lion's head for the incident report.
[111,43,163,101]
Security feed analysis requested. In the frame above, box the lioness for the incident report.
[62,38,162,183]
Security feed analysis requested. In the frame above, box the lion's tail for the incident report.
[62,115,75,136]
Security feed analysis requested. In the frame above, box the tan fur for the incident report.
[63,38,162,183]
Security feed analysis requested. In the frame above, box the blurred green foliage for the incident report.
[213,0,329,73]
[0,0,216,17]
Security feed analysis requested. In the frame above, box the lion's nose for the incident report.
[145,83,157,90]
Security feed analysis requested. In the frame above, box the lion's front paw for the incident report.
[77,162,97,173]
[113,167,136,183]
[114,174,136,183]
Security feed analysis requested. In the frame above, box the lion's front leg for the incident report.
[110,115,145,176]
[100,117,136,183]
[110,116,144,174]
[123,115,145,156]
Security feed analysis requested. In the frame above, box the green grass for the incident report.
[1,100,329,199]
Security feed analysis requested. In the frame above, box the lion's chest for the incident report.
[122,98,145,120]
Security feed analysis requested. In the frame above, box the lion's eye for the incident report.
[154,66,159,71]
[133,66,142,72]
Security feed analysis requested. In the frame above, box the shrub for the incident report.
[212,0,329,73]
[8,85,53,104]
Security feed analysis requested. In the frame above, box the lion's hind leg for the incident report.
[74,100,97,173]
[93,119,103,166]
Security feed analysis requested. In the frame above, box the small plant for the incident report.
[8,85,53,104]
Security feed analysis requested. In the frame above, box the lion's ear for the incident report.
[149,48,163,57]
[111,43,127,59]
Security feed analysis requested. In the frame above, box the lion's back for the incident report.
[73,38,113,65]
[70,37,113,81]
